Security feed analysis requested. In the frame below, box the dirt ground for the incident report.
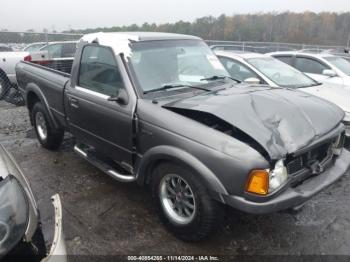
[1,100,350,258]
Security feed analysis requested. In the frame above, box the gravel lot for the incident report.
[1,100,350,257]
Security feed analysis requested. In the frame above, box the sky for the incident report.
[1,0,350,32]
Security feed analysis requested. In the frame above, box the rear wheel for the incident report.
[151,162,225,241]
[32,102,64,150]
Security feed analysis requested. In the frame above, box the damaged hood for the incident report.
[164,85,344,159]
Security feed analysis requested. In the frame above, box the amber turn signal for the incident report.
[246,170,269,195]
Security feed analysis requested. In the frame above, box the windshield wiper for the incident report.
[201,75,242,83]
[144,84,211,94]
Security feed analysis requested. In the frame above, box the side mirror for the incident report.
[322,69,337,77]
[244,77,261,85]
[108,89,129,105]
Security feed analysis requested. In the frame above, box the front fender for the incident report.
[136,145,228,200]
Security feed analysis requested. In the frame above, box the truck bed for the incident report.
[32,58,74,74]
[16,61,70,127]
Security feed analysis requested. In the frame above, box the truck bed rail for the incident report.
[21,61,71,78]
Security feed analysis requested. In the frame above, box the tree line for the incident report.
[66,12,350,46]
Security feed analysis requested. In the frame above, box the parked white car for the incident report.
[0,51,31,98]
[23,42,47,52]
[215,50,350,139]
[23,41,77,58]
[0,41,77,99]
[38,41,77,59]
[0,51,30,84]
[269,51,350,88]
[0,50,49,99]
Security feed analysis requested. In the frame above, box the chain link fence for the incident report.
[0,31,83,51]
[206,40,349,54]
[1,31,349,54]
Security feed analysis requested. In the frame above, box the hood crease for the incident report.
[164,85,344,159]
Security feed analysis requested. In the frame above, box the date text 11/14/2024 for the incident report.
[127,255,220,261]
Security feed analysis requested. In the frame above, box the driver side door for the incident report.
[66,45,135,168]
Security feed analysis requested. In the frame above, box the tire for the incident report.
[0,73,11,100]
[32,102,64,150]
[4,226,46,261]
[151,162,225,241]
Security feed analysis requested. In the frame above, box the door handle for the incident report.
[69,97,79,108]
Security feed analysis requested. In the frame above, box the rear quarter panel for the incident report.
[16,62,69,127]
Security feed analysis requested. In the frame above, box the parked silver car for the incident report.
[269,51,350,89]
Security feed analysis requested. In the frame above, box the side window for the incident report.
[219,56,259,82]
[295,57,329,74]
[42,44,63,58]
[61,43,77,58]
[275,56,293,66]
[78,45,124,97]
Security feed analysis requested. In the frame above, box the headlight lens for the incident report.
[343,112,350,137]
[344,112,350,123]
[269,160,288,193]
[246,170,269,195]
[0,176,28,257]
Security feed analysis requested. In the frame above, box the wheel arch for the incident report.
[136,145,228,202]
[25,84,59,129]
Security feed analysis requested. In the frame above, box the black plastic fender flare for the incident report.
[136,145,228,202]
[25,83,59,129]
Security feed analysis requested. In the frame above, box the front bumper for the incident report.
[345,127,350,148]
[223,149,350,214]
[342,120,350,148]
[42,194,66,262]
[4,195,66,261]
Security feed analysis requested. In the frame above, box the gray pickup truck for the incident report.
[16,32,350,241]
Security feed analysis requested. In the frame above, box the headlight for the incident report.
[0,176,28,257]
[246,159,288,195]
[344,112,350,123]
[343,112,350,137]
[269,159,288,192]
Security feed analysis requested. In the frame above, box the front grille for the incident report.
[285,132,345,175]
[286,156,303,174]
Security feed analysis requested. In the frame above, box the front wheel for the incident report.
[151,163,225,241]
[32,102,64,150]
